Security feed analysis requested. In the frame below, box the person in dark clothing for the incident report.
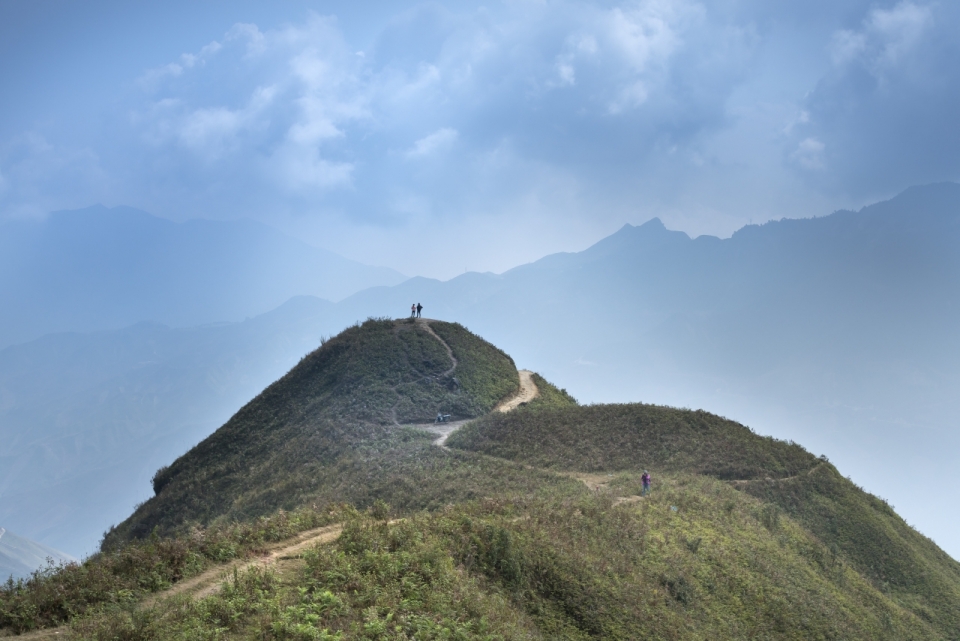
[416,303,423,318]
[641,471,652,496]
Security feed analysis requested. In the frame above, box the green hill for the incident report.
[102,318,522,546]
[449,402,960,637]
[4,319,960,640]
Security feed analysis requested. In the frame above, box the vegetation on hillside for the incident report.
[6,321,960,639]
[447,403,816,480]
[0,507,345,634]
[447,401,960,638]
[102,319,520,547]
[524,373,578,410]
[428,322,519,413]
[743,463,960,636]
[60,479,944,640]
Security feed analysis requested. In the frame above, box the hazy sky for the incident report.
[2,0,958,278]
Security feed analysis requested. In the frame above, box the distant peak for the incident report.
[638,217,666,231]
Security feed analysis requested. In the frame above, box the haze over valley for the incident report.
[2,183,957,561]
[2,3,959,636]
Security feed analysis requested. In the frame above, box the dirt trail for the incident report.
[417,319,458,376]
[146,523,343,604]
[11,525,344,641]
[726,462,825,486]
[495,370,539,412]
[423,419,471,447]
[413,321,538,446]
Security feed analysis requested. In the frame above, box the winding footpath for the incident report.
[15,323,540,639]
[414,318,539,447]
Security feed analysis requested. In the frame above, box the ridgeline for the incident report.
[3,318,959,640]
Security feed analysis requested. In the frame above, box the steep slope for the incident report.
[449,402,960,638]
[102,318,523,545]
[0,205,405,348]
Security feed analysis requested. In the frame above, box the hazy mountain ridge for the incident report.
[3,183,959,560]
[0,297,335,555]
[0,205,406,349]
[0,528,74,581]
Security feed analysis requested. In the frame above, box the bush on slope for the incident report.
[70,479,942,641]
[743,463,960,638]
[448,402,960,639]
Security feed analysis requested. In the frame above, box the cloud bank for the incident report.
[0,0,957,276]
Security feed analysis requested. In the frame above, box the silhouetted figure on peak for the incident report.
[416,303,423,318]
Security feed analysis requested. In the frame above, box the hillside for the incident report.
[102,318,524,545]
[3,321,960,639]
[449,402,960,637]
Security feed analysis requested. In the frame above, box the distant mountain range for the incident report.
[0,527,74,581]
[0,297,335,555]
[0,205,406,349]
[2,183,958,559]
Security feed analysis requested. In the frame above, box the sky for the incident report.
[1,0,959,279]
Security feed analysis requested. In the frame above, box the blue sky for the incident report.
[1,0,958,278]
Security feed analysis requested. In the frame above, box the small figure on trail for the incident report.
[435,412,450,423]
[416,302,423,318]
[641,470,652,496]
[411,303,416,318]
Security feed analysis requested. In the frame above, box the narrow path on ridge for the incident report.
[413,318,540,447]
[417,318,458,376]
[494,370,539,413]
[13,525,346,641]
[145,524,344,605]
[388,318,459,426]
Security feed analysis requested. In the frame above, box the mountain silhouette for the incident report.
[0,205,406,349]
[3,183,959,561]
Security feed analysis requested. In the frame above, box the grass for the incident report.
[524,373,578,411]
[8,320,960,639]
[102,319,520,547]
[742,462,960,637]
[64,479,944,640]
[429,322,519,413]
[447,403,817,480]
[0,506,347,634]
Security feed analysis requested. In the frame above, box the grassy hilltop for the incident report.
[3,318,960,640]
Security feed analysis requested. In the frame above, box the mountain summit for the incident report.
[104,318,522,543]
[72,317,960,640]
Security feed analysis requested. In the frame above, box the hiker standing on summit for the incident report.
[411,304,416,318]
[416,303,423,318]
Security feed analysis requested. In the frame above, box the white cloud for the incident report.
[830,1,933,74]
[605,1,687,73]
[406,128,458,158]
[791,137,826,171]
[138,40,224,90]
